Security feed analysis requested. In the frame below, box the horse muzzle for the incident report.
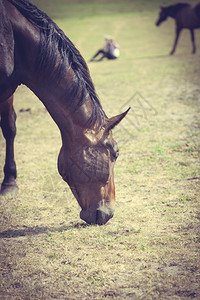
[80,205,114,225]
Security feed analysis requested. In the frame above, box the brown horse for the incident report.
[156,3,200,55]
[0,0,129,225]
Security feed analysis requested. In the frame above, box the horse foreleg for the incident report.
[170,27,181,55]
[190,29,196,54]
[0,96,18,195]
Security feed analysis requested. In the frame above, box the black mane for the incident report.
[7,0,106,128]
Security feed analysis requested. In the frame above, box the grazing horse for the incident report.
[156,3,200,55]
[0,0,129,225]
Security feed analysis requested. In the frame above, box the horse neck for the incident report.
[27,71,96,148]
[26,46,104,148]
[166,7,177,19]
[167,4,189,19]
[8,1,103,147]
[12,33,90,146]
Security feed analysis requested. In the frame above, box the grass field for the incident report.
[0,0,200,299]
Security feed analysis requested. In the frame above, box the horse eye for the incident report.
[104,140,119,160]
[109,150,118,161]
[109,146,119,160]
[114,150,119,159]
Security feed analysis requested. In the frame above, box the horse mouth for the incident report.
[80,206,114,225]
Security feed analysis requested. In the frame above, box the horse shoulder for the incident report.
[3,0,40,87]
[0,1,14,80]
[0,1,16,103]
[176,6,200,28]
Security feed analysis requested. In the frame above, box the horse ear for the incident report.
[105,107,130,132]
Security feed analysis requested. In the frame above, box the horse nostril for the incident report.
[80,207,114,225]
[80,209,96,225]
[96,208,114,225]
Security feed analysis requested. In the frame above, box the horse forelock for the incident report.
[7,0,106,129]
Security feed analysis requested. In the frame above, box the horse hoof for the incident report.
[0,184,19,196]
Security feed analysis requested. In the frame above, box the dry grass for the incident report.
[0,1,200,299]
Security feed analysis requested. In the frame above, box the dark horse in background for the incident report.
[156,3,200,55]
[0,0,129,225]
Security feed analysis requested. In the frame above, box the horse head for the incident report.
[156,6,168,26]
[58,108,130,225]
